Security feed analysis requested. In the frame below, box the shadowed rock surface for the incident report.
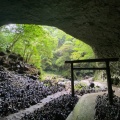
[0,0,120,58]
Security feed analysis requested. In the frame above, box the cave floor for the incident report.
[66,86,120,120]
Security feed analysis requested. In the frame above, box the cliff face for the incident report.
[0,0,120,58]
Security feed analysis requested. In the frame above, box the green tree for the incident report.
[71,40,95,60]
[0,24,57,70]
[0,24,95,78]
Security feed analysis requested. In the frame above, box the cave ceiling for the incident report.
[0,0,120,57]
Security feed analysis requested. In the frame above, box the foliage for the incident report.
[0,24,57,70]
[48,29,95,78]
[71,40,95,60]
[55,41,73,67]
[111,77,120,86]
[0,24,95,79]
[75,82,87,90]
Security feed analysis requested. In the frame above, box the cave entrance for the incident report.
[65,58,119,104]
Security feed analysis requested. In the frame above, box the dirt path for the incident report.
[66,79,120,120]
[80,79,107,89]
[58,77,107,90]
[66,92,105,120]
[81,78,120,96]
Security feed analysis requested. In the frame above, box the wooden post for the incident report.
[71,63,74,97]
[106,61,113,104]
[65,58,118,100]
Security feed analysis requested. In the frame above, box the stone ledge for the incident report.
[1,90,70,120]
[66,92,105,120]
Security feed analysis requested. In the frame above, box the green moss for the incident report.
[75,82,87,90]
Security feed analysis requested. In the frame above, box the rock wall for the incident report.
[0,0,120,58]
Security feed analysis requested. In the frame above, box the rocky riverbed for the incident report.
[1,52,119,120]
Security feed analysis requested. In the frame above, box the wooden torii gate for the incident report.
[65,58,119,104]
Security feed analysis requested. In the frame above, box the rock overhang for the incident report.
[0,0,120,57]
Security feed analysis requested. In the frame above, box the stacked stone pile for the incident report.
[94,93,120,120]
[0,69,65,117]
[0,51,40,80]
[20,94,78,120]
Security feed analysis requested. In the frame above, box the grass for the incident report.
[41,71,63,81]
